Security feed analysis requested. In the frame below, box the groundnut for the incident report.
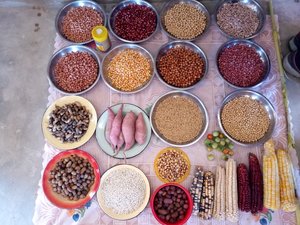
[154,186,189,223]
[54,52,98,93]
[61,6,103,43]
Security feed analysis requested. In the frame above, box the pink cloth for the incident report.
[33,16,297,225]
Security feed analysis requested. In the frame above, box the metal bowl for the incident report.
[47,45,101,95]
[217,90,275,147]
[214,0,265,39]
[216,39,270,89]
[150,91,209,147]
[155,41,208,90]
[108,0,159,43]
[101,44,155,94]
[55,0,106,44]
[160,0,210,41]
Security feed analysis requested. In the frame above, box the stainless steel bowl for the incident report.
[214,0,265,39]
[150,91,209,147]
[47,45,101,95]
[108,0,159,43]
[101,44,155,94]
[155,41,208,90]
[218,90,275,147]
[160,0,210,41]
[55,0,106,45]
[216,39,270,89]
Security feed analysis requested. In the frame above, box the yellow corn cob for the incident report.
[277,149,297,212]
[263,139,280,210]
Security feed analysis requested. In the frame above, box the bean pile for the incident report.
[107,49,151,92]
[221,97,270,143]
[48,102,91,143]
[217,3,259,38]
[156,148,189,182]
[164,3,207,39]
[158,46,205,88]
[49,154,95,200]
[154,96,203,144]
[54,52,98,93]
[61,7,103,43]
[154,185,189,223]
[218,44,265,87]
[114,4,157,41]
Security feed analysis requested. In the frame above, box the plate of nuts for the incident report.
[150,183,193,225]
[154,147,191,183]
[42,149,100,209]
[42,96,97,150]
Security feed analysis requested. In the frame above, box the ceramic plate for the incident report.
[42,96,97,150]
[97,164,150,220]
[42,149,101,209]
[96,103,151,159]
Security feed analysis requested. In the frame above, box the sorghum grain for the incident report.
[221,96,270,143]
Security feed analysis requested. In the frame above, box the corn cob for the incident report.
[213,166,225,220]
[225,158,238,222]
[190,167,204,215]
[277,149,297,212]
[249,153,263,214]
[237,163,251,212]
[199,171,214,220]
[262,139,280,210]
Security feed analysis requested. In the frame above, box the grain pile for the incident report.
[221,96,270,143]
[100,168,146,215]
[164,3,207,39]
[154,96,203,144]
[107,49,151,92]
[61,7,103,43]
[216,2,259,38]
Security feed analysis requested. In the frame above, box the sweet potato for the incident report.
[135,112,147,145]
[109,104,123,149]
[105,107,115,145]
[122,111,136,151]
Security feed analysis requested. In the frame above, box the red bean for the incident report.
[218,44,265,87]
[113,4,157,41]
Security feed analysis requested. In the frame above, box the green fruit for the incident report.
[220,140,226,146]
[212,131,219,137]
[207,154,215,161]
[212,143,218,149]
[214,137,220,143]
[229,143,234,149]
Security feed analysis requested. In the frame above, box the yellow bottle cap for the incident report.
[92,26,108,43]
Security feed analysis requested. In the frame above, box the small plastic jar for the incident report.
[92,26,111,52]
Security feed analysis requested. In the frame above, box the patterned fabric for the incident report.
[33,16,297,225]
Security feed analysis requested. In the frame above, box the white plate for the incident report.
[97,164,150,220]
[96,103,151,159]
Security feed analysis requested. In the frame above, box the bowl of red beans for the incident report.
[55,0,106,44]
[108,0,159,43]
[216,39,270,89]
[48,45,101,95]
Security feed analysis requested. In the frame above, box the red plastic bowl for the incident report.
[42,149,101,209]
[150,183,193,225]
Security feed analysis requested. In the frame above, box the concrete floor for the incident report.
[0,1,299,225]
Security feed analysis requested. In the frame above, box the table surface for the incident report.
[33,13,298,225]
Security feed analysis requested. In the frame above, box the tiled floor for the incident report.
[0,1,299,225]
